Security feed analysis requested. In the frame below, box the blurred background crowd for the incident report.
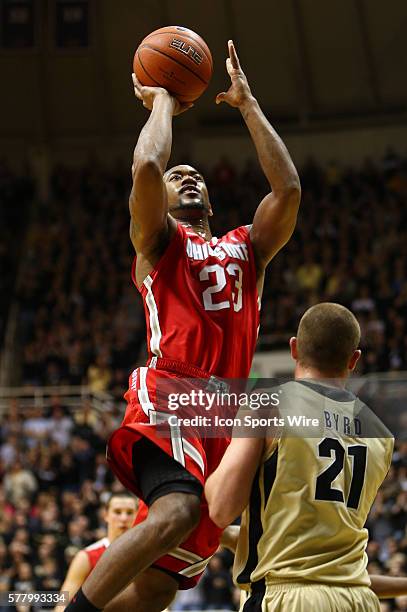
[1,147,406,391]
[0,150,407,610]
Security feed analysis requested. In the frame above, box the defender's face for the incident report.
[105,498,137,537]
[164,165,212,219]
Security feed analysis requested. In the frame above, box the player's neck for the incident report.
[107,530,118,542]
[294,364,348,387]
[179,219,212,241]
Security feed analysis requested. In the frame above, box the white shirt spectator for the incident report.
[3,463,38,505]
[49,411,74,448]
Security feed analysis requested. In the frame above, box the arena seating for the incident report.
[1,152,406,610]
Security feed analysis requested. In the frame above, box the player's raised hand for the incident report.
[216,40,253,108]
[131,73,193,116]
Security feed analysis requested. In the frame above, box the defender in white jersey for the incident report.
[206,303,394,612]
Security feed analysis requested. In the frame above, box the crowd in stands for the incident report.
[9,147,407,390]
[0,395,240,610]
[0,398,406,610]
[0,150,407,610]
[0,159,33,345]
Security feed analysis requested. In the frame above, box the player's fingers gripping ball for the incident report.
[133,26,213,103]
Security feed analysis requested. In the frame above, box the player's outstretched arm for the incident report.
[54,551,91,611]
[217,41,301,269]
[369,574,407,599]
[205,436,264,529]
[129,75,192,254]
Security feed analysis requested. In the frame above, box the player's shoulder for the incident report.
[220,224,252,243]
[84,537,110,553]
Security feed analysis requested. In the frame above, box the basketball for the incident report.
[133,26,213,103]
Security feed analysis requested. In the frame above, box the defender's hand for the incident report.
[216,40,253,108]
[132,74,193,116]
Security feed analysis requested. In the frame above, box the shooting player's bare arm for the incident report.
[245,99,301,272]
[129,81,175,255]
[216,41,300,288]
[129,76,192,285]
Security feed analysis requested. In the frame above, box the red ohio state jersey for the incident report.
[133,223,260,378]
[84,537,109,570]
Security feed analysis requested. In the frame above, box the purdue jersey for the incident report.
[234,380,394,590]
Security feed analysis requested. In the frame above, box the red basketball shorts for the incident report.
[107,360,230,588]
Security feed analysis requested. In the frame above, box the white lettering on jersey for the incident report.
[186,239,248,262]
[192,242,204,261]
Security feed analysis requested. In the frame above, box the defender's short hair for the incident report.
[105,493,137,510]
[297,303,360,374]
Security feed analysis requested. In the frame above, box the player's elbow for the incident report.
[209,508,232,530]
[275,183,301,241]
[208,500,238,529]
[280,180,301,213]
[132,156,163,184]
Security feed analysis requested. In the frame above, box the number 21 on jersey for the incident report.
[315,437,367,509]
[199,263,243,312]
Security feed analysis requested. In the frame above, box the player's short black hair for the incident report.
[297,303,360,374]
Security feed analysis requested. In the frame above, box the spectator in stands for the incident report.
[87,353,112,393]
[3,459,37,506]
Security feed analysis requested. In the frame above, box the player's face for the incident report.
[105,498,137,537]
[164,165,212,219]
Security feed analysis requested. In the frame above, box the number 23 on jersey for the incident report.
[199,263,243,312]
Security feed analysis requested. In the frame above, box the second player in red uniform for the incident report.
[66,40,301,612]
[56,494,137,610]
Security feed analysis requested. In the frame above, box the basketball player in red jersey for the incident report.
[56,494,137,610]
[56,495,137,610]
[65,40,301,612]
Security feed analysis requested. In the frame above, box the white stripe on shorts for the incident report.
[178,556,212,577]
[137,367,155,417]
[149,410,186,468]
[183,439,205,475]
[170,547,203,564]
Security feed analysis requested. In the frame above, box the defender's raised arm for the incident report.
[129,75,191,255]
[217,41,301,272]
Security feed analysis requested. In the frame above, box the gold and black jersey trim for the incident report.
[242,578,266,611]
[236,449,278,585]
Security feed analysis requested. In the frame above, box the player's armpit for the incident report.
[205,437,265,529]
[54,550,91,610]
[369,574,407,599]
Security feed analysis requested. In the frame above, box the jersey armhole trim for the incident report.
[243,225,260,313]
[131,223,184,293]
